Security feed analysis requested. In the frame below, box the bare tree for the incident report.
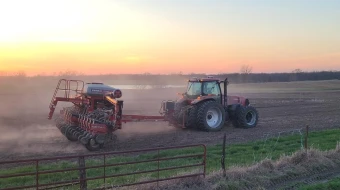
[239,64,252,83]
[240,64,253,74]
[58,70,83,77]
[290,68,303,81]
[292,69,303,73]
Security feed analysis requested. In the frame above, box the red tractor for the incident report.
[160,76,259,131]
[48,77,258,151]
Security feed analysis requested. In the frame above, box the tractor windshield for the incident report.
[202,81,220,95]
[186,81,221,96]
[186,82,202,96]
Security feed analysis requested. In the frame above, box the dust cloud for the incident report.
[1,76,340,160]
[0,75,186,158]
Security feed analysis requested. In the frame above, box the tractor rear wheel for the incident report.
[174,104,197,128]
[186,105,197,128]
[174,102,185,122]
[233,105,259,128]
[196,100,226,132]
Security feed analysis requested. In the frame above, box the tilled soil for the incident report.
[0,89,340,161]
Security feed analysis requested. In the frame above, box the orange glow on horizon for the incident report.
[1,42,340,76]
[1,0,339,76]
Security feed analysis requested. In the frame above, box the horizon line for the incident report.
[1,69,340,77]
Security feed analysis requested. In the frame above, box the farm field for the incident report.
[0,79,340,161]
[1,127,340,189]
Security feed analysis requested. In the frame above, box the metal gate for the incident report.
[0,144,206,190]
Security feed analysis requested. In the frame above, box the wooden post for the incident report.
[304,125,309,160]
[304,125,309,150]
[221,133,226,177]
[36,161,39,190]
[79,156,87,190]
[157,149,160,188]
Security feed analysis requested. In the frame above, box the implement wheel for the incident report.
[196,100,226,132]
[65,129,78,141]
[85,138,104,151]
[65,127,78,142]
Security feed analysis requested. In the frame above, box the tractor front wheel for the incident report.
[196,101,226,132]
[233,106,259,128]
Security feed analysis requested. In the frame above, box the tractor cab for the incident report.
[183,76,228,105]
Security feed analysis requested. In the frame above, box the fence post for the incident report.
[36,160,39,190]
[79,156,87,190]
[304,125,309,149]
[221,133,226,177]
[304,125,309,158]
[157,149,160,188]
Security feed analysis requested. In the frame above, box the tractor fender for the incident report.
[227,96,249,106]
[175,97,190,106]
[190,97,216,105]
[227,99,251,120]
[227,104,241,120]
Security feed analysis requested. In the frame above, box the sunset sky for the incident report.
[0,0,339,76]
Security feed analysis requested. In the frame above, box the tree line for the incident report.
[1,70,340,85]
[166,70,340,84]
[207,71,340,83]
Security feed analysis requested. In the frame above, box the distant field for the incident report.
[1,75,340,94]
[227,80,340,93]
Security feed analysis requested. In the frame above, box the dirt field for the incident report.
[0,80,340,161]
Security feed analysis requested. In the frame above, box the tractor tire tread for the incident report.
[186,105,198,128]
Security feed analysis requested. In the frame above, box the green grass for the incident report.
[1,128,340,189]
[298,177,340,190]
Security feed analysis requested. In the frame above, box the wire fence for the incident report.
[256,128,305,158]
[220,126,309,172]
